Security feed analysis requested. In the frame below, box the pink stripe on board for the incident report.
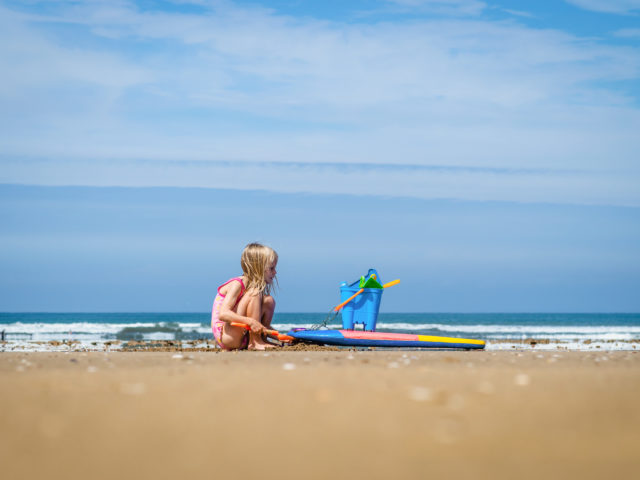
[340,330,420,341]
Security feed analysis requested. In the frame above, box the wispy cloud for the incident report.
[1,0,639,206]
[384,0,487,16]
[565,0,640,15]
[614,28,640,37]
[501,9,535,18]
[3,156,639,207]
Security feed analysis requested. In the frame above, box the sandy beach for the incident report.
[1,349,639,480]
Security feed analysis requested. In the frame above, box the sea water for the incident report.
[1,312,639,352]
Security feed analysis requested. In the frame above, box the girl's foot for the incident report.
[248,339,277,350]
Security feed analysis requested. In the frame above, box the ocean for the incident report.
[1,312,639,351]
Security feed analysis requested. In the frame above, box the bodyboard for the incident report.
[288,329,485,349]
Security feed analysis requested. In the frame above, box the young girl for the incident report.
[211,243,278,351]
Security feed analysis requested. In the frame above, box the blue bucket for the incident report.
[340,280,383,331]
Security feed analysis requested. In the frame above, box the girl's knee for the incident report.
[263,295,275,312]
[245,293,263,315]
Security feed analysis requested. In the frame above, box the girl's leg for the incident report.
[217,298,250,350]
[261,295,276,329]
[218,294,255,350]
[243,294,275,350]
[218,324,246,350]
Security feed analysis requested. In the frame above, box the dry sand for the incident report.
[1,349,639,480]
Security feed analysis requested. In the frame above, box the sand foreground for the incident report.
[1,350,639,479]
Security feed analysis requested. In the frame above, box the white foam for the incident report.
[2,322,153,335]
[3,317,639,350]
[274,322,640,343]
[146,332,176,341]
[0,339,124,353]
[6,321,638,336]
[375,322,640,334]
[486,341,637,351]
[271,323,340,331]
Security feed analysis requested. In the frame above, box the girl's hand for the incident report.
[249,319,265,334]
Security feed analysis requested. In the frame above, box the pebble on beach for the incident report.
[514,373,531,386]
[477,381,495,395]
[120,383,146,396]
[408,386,432,402]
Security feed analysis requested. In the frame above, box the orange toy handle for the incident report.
[231,321,250,330]
[275,333,294,342]
[333,289,364,312]
[230,322,293,343]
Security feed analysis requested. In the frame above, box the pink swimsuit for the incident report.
[211,277,249,350]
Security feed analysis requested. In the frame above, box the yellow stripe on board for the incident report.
[418,335,485,346]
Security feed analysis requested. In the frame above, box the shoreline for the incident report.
[1,350,639,479]
[2,337,639,352]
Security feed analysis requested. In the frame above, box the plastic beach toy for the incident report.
[230,322,293,343]
[339,278,400,331]
[288,329,485,349]
[313,270,399,331]
[341,268,384,331]
[359,270,383,289]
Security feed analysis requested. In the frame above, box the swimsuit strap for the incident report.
[217,277,246,306]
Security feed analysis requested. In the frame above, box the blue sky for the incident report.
[1,0,639,312]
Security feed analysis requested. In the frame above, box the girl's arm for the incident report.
[218,282,265,333]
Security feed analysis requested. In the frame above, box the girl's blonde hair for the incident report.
[241,242,278,296]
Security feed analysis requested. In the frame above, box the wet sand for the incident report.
[1,350,639,480]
